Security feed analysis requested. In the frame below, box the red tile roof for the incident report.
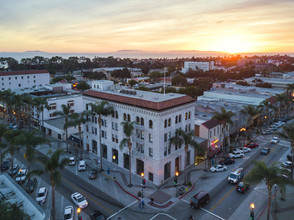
[0,70,49,76]
[84,90,195,111]
[202,119,220,129]
[267,96,276,105]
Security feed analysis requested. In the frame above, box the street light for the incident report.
[175,171,179,197]
[250,203,255,220]
[112,155,116,179]
[141,172,144,198]
[77,207,81,220]
[274,184,277,211]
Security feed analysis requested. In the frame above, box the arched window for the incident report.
[188,111,191,119]
[149,120,153,129]
[185,112,187,120]
[136,116,140,124]
[127,114,131,122]
[123,113,126,121]
[141,117,144,126]
[175,116,178,124]
[164,119,167,128]
[115,111,118,119]
[179,115,182,122]
[168,118,171,127]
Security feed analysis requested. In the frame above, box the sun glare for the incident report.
[212,35,253,54]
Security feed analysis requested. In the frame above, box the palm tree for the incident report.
[90,101,114,171]
[244,161,294,220]
[258,100,273,127]
[212,107,236,155]
[0,124,8,173]
[53,104,73,152]
[21,94,33,130]
[12,94,25,127]
[170,129,203,185]
[65,111,90,159]
[286,84,294,111]
[275,93,288,118]
[3,129,22,172]
[33,97,49,136]
[15,129,48,191]
[241,105,260,139]
[3,90,15,122]
[119,121,135,186]
[36,149,69,220]
[275,123,294,180]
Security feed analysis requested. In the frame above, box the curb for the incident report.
[179,182,195,199]
[114,179,140,201]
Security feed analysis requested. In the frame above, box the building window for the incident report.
[112,134,118,143]
[95,128,97,135]
[175,116,178,124]
[188,111,191,119]
[102,130,107,139]
[149,120,153,129]
[123,113,126,121]
[49,103,57,110]
[148,172,153,182]
[15,77,17,79]
[33,75,36,78]
[86,125,89,132]
[214,128,216,136]
[164,147,167,156]
[34,80,36,83]
[95,117,97,124]
[21,76,23,79]
[185,112,188,120]
[27,76,29,79]
[149,133,153,143]
[68,100,74,106]
[179,115,182,122]
[149,148,153,157]
[210,130,212,138]
[164,133,167,142]
[188,124,191,131]
[70,109,74,113]
[136,116,140,124]
[18,84,21,87]
[86,104,89,110]
[164,119,167,128]
[168,118,171,127]
[141,117,144,126]
[115,111,118,119]
[217,127,219,135]
[127,114,131,122]
[49,113,54,118]
[168,145,171,154]
[168,132,171,140]
[9,77,11,80]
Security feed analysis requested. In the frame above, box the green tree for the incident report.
[170,129,203,185]
[0,124,8,173]
[240,105,260,139]
[212,107,236,155]
[4,129,22,172]
[0,199,31,220]
[171,75,187,86]
[244,161,294,220]
[53,104,73,152]
[90,101,114,171]
[21,95,34,130]
[36,149,69,220]
[119,121,135,186]
[258,100,273,127]
[275,93,288,117]
[33,97,49,136]
[128,79,138,88]
[76,81,90,91]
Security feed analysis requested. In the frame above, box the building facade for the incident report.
[83,81,197,185]
[182,61,214,73]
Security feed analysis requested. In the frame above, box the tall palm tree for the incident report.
[119,121,135,187]
[170,129,203,185]
[21,94,33,130]
[12,94,23,127]
[286,84,294,111]
[15,129,48,191]
[3,129,22,172]
[0,124,8,173]
[53,104,72,152]
[212,107,236,154]
[33,97,49,136]
[3,90,15,122]
[258,100,273,127]
[275,123,294,180]
[244,161,294,220]
[275,93,288,118]
[240,105,260,139]
[90,101,114,171]
[36,149,69,220]
[65,111,90,159]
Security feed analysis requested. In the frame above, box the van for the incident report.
[228,167,244,184]
[78,160,86,171]
[190,190,209,208]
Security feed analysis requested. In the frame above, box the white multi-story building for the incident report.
[182,61,214,73]
[83,81,199,185]
[0,70,49,90]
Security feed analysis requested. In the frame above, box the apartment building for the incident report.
[182,61,214,73]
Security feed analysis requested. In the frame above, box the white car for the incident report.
[78,160,86,171]
[210,164,227,172]
[36,187,48,205]
[271,137,280,144]
[282,161,293,168]
[71,192,88,209]
[239,147,251,153]
[229,151,244,159]
[15,169,28,184]
[64,206,74,220]
[69,157,76,166]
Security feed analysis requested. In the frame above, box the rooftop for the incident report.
[0,70,49,76]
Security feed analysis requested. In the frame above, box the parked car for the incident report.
[239,147,251,153]
[1,159,11,171]
[287,154,293,162]
[236,182,249,193]
[68,157,76,166]
[78,160,86,171]
[271,137,280,144]
[36,187,48,205]
[229,151,244,159]
[210,164,227,173]
[9,164,19,176]
[15,169,28,184]
[262,129,273,135]
[190,191,209,208]
[25,177,37,193]
[88,169,97,179]
[219,158,235,165]
[90,210,106,220]
[71,192,88,209]
[12,125,19,130]
[8,123,15,129]
[244,142,259,148]
[260,147,270,155]
[64,206,74,220]
[282,161,293,168]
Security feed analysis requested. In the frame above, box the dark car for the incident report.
[220,158,235,165]
[25,177,37,193]
[88,169,97,180]
[9,164,19,176]
[287,154,293,162]
[261,147,270,155]
[236,182,249,193]
[90,210,106,220]
[244,143,259,148]
[1,159,11,171]
[190,191,210,209]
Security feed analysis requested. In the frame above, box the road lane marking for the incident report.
[210,144,279,212]
[181,199,189,204]
[62,177,113,214]
[106,200,137,220]
[149,213,177,220]
[200,208,225,220]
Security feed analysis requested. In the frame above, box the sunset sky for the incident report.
[0,0,294,54]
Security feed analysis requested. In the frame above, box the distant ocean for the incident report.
[0,51,293,61]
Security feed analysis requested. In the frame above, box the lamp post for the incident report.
[112,155,116,179]
[77,207,81,220]
[250,203,255,220]
[175,171,179,197]
[274,184,277,211]
[141,172,144,198]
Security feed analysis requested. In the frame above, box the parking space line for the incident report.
[149,212,177,220]
[62,177,113,214]
[106,200,137,220]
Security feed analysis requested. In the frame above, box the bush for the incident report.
[137,191,142,197]
[187,181,192,187]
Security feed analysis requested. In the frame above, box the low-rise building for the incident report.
[182,61,214,73]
